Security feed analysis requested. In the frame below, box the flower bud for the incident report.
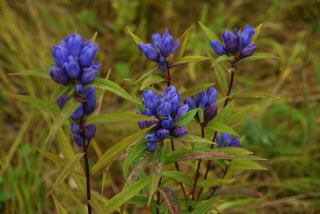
[142,90,157,112]
[160,117,173,129]
[146,141,156,152]
[79,40,98,67]
[228,138,240,147]
[70,122,80,134]
[159,55,168,71]
[57,94,69,109]
[222,31,238,52]
[171,126,187,138]
[138,120,158,129]
[49,66,69,85]
[75,84,84,94]
[152,33,161,47]
[145,133,159,143]
[184,98,196,110]
[71,104,84,120]
[160,34,174,57]
[204,103,218,121]
[80,62,100,85]
[210,40,226,56]
[63,56,81,79]
[157,102,172,117]
[240,43,256,57]
[240,25,255,48]
[83,124,96,139]
[206,87,218,103]
[52,42,68,67]
[216,133,231,148]
[157,128,170,139]
[175,104,188,120]
[65,34,82,56]
[73,133,84,146]
[138,43,159,62]
[198,93,208,109]
[83,87,96,114]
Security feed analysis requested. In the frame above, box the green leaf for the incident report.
[232,160,267,170]
[104,176,149,214]
[180,83,214,100]
[177,25,195,58]
[34,147,67,167]
[173,56,210,67]
[136,66,159,83]
[127,27,143,44]
[198,178,235,187]
[123,143,146,178]
[87,112,157,124]
[90,32,98,42]
[52,195,68,214]
[237,53,279,64]
[234,91,273,99]
[90,126,154,175]
[252,23,263,42]
[49,153,84,194]
[212,63,228,95]
[212,55,234,65]
[190,198,218,214]
[207,122,238,136]
[92,78,140,104]
[9,69,50,78]
[165,150,193,165]
[148,146,163,206]
[178,134,214,145]
[158,187,181,214]
[175,109,198,126]
[4,92,60,114]
[198,21,221,42]
[140,75,164,90]
[162,171,193,186]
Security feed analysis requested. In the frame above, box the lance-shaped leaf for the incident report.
[236,53,279,64]
[207,122,238,136]
[252,23,263,42]
[140,75,164,90]
[211,55,234,66]
[90,126,154,175]
[127,27,144,44]
[172,56,210,67]
[198,21,221,42]
[49,153,84,194]
[87,112,157,124]
[190,198,218,214]
[158,187,181,214]
[34,147,67,167]
[136,66,159,83]
[212,63,228,95]
[231,160,267,170]
[123,143,147,178]
[51,194,68,214]
[92,78,140,104]
[177,25,195,58]
[162,171,193,186]
[9,69,50,78]
[177,134,215,145]
[104,176,149,214]
[198,178,235,187]
[127,155,150,184]
[175,108,198,126]
[180,83,214,100]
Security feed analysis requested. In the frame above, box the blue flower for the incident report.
[216,133,240,148]
[63,55,81,79]
[49,66,69,85]
[57,94,69,109]
[138,29,179,72]
[138,86,188,152]
[80,62,100,85]
[83,87,96,115]
[65,34,82,56]
[79,40,98,67]
[83,124,96,139]
[184,87,218,123]
[210,25,256,59]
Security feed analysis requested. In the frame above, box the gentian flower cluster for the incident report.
[216,133,240,148]
[138,29,179,72]
[210,25,256,59]
[184,87,218,125]
[49,34,99,146]
[138,86,188,152]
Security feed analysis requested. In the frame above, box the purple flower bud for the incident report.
[222,31,237,52]
[71,104,84,120]
[184,98,196,110]
[198,93,208,109]
[204,103,218,121]
[138,43,159,62]
[166,93,180,112]
[159,55,168,72]
[171,126,187,138]
[228,138,240,147]
[206,87,218,103]
[152,33,162,48]
[83,87,96,115]
[57,94,69,109]
[145,133,159,143]
[216,133,231,148]
[49,66,69,85]
[240,43,256,57]
[160,117,173,129]
[70,122,80,134]
[79,40,98,67]
[65,34,82,56]
[138,120,158,129]
[73,133,84,146]
[75,84,84,94]
[83,124,96,139]
[80,62,100,85]
[63,56,81,79]
[175,104,188,120]
[210,40,226,56]
[146,141,156,152]
[52,42,68,67]
[157,102,173,117]
[142,90,158,112]
[172,40,180,55]
[240,25,255,48]
[157,128,170,139]
[160,35,174,57]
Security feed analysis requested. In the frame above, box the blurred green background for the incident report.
[0,0,320,213]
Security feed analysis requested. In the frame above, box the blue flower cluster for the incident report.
[138,86,188,152]
[184,87,218,125]
[138,29,179,72]
[210,25,256,59]
[216,133,240,148]
[50,34,99,146]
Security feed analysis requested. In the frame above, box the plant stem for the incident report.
[197,62,236,200]
[166,69,171,87]
[207,165,229,199]
[83,141,92,214]
[170,139,187,200]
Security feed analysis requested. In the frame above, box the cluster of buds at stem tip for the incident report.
[50,34,99,146]
[216,133,241,148]
[184,87,218,127]
[137,86,188,152]
[138,29,179,72]
[210,25,256,60]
